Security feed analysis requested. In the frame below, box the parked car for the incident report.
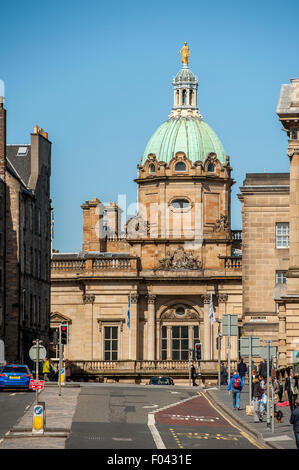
[149,376,174,385]
[0,364,33,391]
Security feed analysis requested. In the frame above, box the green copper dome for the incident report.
[142,117,226,165]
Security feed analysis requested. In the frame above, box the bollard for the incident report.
[32,401,46,434]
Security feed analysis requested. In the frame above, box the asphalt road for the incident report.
[65,385,264,449]
[0,388,35,439]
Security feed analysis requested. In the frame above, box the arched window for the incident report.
[207,163,215,172]
[182,89,187,105]
[149,164,156,173]
[170,199,190,210]
[174,161,186,172]
[189,89,193,106]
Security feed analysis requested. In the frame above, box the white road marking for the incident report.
[170,391,179,394]
[143,405,158,409]
[112,438,133,441]
[148,413,166,449]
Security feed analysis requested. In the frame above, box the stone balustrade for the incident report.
[231,230,242,241]
[224,256,242,270]
[51,256,138,274]
[51,260,86,272]
[55,359,238,375]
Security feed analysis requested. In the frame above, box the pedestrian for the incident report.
[220,362,228,386]
[290,399,299,449]
[258,360,268,380]
[258,375,267,418]
[42,357,51,381]
[190,363,197,386]
[237,358,247,384]
[252,377,264,422]
[285,371,299,412]
[49,360,58,381]
[65,359,72,382]
[273,377,284,403]
[228,371,244,411]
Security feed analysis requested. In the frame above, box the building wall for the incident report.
[239,173,289,348]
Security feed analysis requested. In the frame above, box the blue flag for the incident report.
[127,295,131,328]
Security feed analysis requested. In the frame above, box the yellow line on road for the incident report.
[198,392,265,449]
[169,428,183,449]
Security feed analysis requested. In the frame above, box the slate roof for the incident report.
[6,144,31,188]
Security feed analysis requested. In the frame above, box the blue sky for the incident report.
[1,0,298,252]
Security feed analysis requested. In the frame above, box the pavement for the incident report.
[0,383,81,449]
[204,384,297,450]
[0,381,297,449]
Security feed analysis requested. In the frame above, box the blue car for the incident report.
[0,364,33,390]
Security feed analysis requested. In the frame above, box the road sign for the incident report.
[29,379,45,390]
[29,345,47,361]
[222,314,238,336]
[240,336,260,357]
[261,346,277,360]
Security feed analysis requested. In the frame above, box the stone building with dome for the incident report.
[50,57,244,383]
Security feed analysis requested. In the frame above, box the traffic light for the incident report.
[60,323,68,345]
[194,342,202,360]
[216,336,222,350]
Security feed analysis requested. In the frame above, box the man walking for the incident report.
[285,371,299,412]
[237,358,247,384]
[191,363,197,386]
[290,399,299,449]
[228,371,244,410]
[42,357,51,381]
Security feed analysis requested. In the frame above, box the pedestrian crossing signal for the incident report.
[194,343,202,360]
[60,323,68,345]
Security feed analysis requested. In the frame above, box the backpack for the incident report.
[233,377,241,389]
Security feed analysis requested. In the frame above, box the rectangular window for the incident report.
[276,271,287,284]
[104,326,118,360]
[171,326,189,360]
[276,222,289,248]
[161,326,168,360]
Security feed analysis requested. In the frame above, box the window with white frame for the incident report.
[276,271,287,284]
[104,326,118,360]
[276,222,289,248]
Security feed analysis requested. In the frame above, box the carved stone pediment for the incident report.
[160,308,200,321]
[213,214,229,233]
[126,214,149,238]
[156,246,202,271]
[50,312,72,326]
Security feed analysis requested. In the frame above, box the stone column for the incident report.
[130,293,139,360]
[202,294,211,360]
[146,294,156,360]
[287,147,299,294]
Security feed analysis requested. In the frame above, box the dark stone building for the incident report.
[0,96,52,364]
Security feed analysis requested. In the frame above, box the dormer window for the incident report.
[207,163,215,172]
[174,162,186,172]
[149,164,156,173]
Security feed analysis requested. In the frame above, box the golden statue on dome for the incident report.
[178,42,191,65]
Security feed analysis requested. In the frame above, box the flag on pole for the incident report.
[127,294,131,328]
[208,293,216,325]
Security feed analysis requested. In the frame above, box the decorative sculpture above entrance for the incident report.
[156,246,202,271]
